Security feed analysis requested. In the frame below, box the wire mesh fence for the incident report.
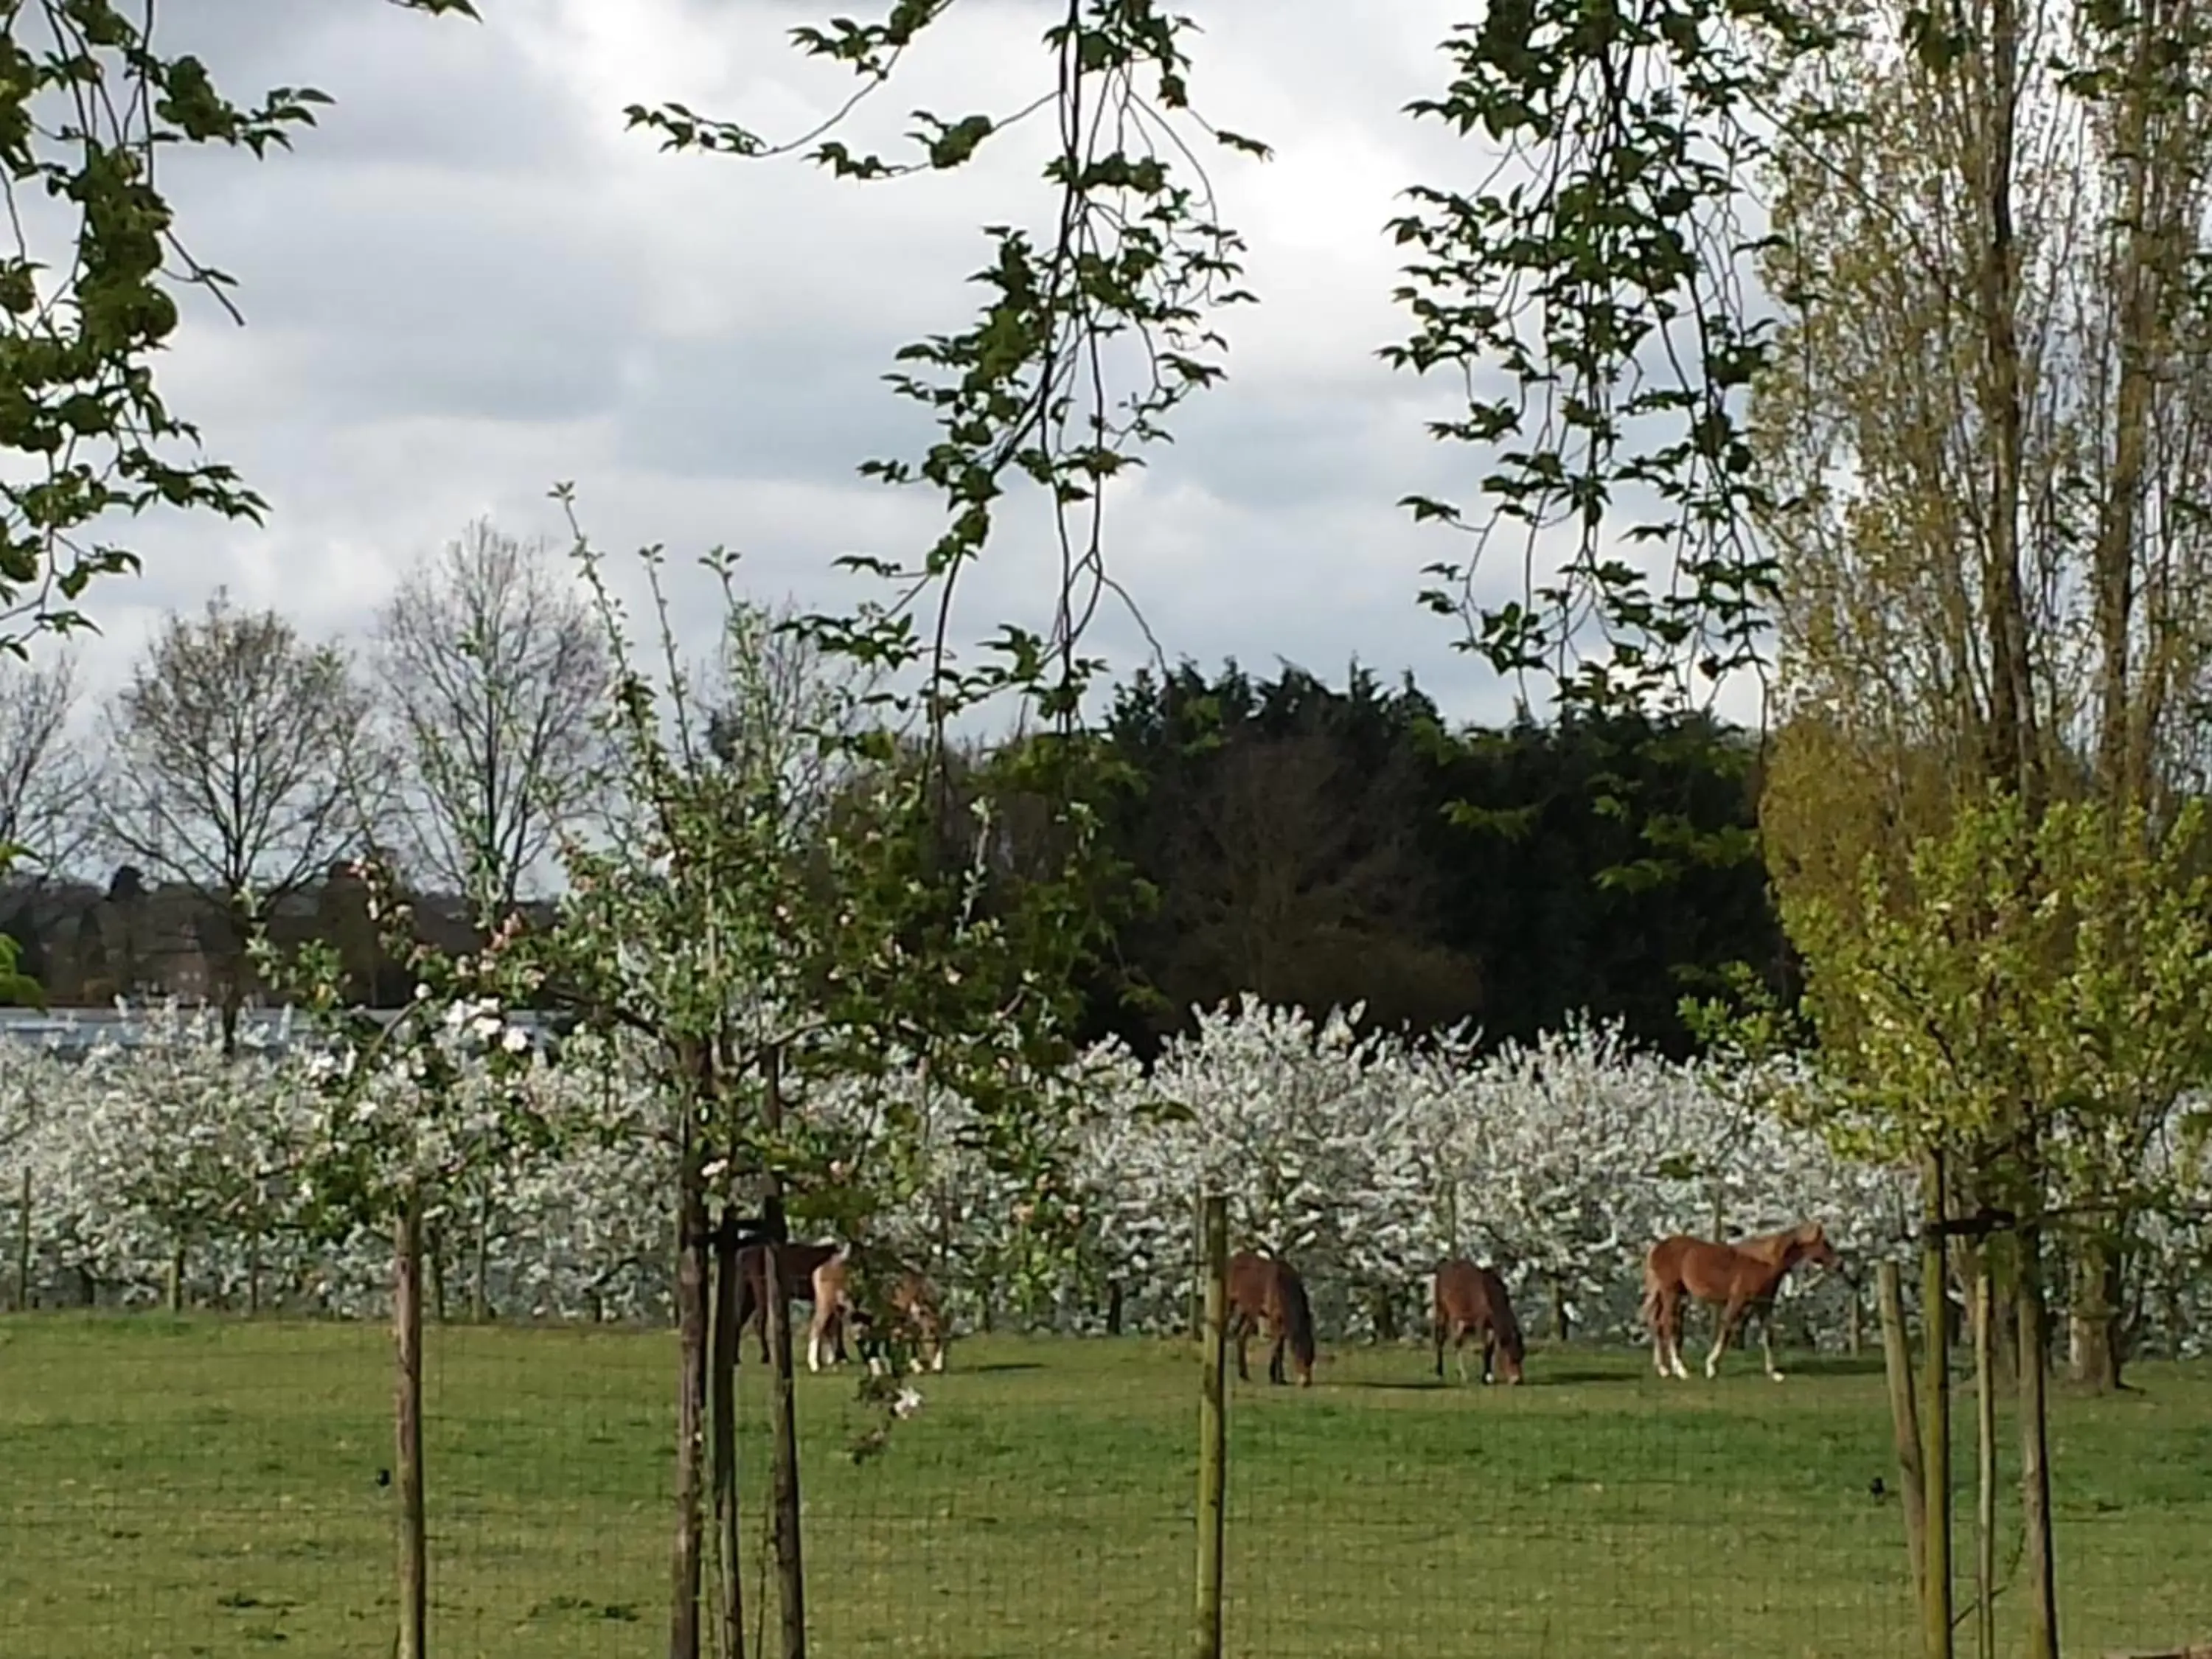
[7,1003,2212,1655]
[7,1240,2212,1658]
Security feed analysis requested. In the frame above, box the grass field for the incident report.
[4,1316,2211,1658]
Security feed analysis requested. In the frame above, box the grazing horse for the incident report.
[806,1249,855,1374]
[807,1256,951,1377]
[1431,1258,1526,1385]
[880,1270,950,1375]
[1641,1221,1842,1382]
[1225,1251,1317,1388]
[732,1239,844,1365]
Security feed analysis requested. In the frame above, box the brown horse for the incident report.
[1225,1251,1317,1387]
[1431,1258,1526,1385]
[1641,1221,1842,1382]
[732,1239,843,1365]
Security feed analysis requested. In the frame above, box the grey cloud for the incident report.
[36,0,1601,736]
[160,0,594,176]
[607,328,929,482]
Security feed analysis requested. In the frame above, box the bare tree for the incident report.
[102,591,370,1048]
[0,649,96,877]
[704,594,868,841]
[371,520,608,917]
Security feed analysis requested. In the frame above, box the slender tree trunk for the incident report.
[2067,1233,2126,1391]
[762,1046,806,1659]
[1919,1157,1954,1659]
[669,1105,710,1659]
[1551,1274,1571,1343]
[712,1207,746,1659]
[1978,0,2039,800]
[1370,1284,1399,1343]
[14,1167,29,1311]
[2018,1226,2059,1659]
[167,1242,185,1314]
[471,1191,492,1326]
[1189,1189,1207,1343]
[427,1224,448,1325]
[1877,1262,1929,1613]
[394,1186,428,1659]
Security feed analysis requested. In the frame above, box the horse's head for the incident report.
[1792,1222,1843,1273]
[1495,1326,1527,1385]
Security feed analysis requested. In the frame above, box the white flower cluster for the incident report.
[4,997,2208,1353]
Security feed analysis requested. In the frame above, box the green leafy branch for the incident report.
[0,0,477,652]
[624,0,1266,742]
[1382,0,1848,719]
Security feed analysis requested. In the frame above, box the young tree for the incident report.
[510,510,1121,1659]
[100,593,372,1048]
[371,519,609,914]
[1753,0,2212,1394]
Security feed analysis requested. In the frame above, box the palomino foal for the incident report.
[1641,1221,1841,1382]
[807,1255,951,1377]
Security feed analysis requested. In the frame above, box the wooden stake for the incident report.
[1919,1157,1954,1659]
[1194,1194,1228,1659]
[1974,1269,1996,1659]
[394,1186,428,1659]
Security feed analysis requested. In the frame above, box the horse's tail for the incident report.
[1430,1269,1448,1376]
[1279,1265,1318,1378]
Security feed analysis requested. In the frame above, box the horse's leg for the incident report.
[1480,1325,1498,1387]
[1455,1323,1471,1386]
[1666,1294,1691,1380]
[1705,1295,1747,1379]
[1232,1312,1251,1382]
[1433,1297,1447,1381]
[1759,1303,1784,1382]
[1268,1321,1287,1386]
[1653,1286,1684,1379]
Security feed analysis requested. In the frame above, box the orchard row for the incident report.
[5,998,2208,1352]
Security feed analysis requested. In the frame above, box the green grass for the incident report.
[3,1316,2210,1658]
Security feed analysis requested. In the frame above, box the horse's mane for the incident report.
[1488,1273,1526,1354]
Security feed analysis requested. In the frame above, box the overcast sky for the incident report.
[33,0,1714,732]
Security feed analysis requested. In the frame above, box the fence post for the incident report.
[394,1183,428,1659]
[1972,1268,1997,1659]
[1194,1193,1228,1659]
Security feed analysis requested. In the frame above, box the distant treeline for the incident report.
[1068,661,1786,1061]
[3,655,1788,1056]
